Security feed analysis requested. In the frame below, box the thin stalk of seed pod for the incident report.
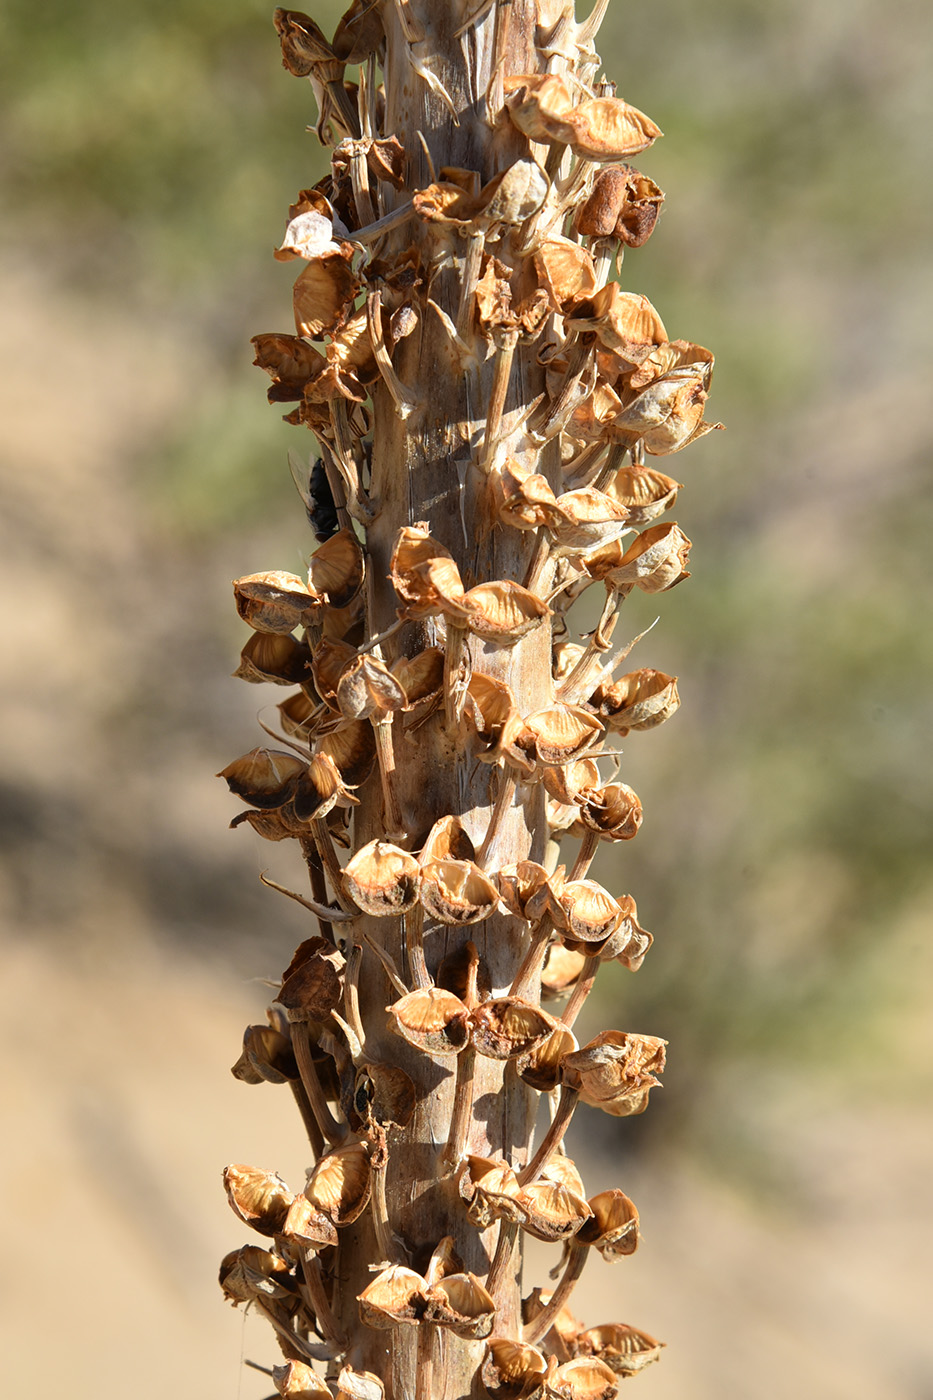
[535,339,591,442]
[456,228,487,341]
[562,439,612,488]
[415,1321,436,1400]
[444,1044,476,1165]
[485,1219,520,1307]
[310,818,359,914]
[568,830,601,883]
[370,1152,402,1265]
[560,955,600,1031]
[299,1249,347,1352]
[403,902,432,991]
[509,915,555,1002]
[554,601,621,705]
[523,532,553,596]
[587,617,660,694]
[476,770,517,869]
[292,1024,350,1145]
[290,1079,326,1159]
[349,198,415,247]
[522,1241,589,1347]
[343,942,366,1057]
[254,1299,335,1363]
[357,617,406,657]
[443,623,471,726]
[361,930,411,997]
[348,148,377,228]
[517,1085,580,1188]
[591,441,628,493]
[259,869,356,925]
[481,329,519,471]
[371,715,406,842]
[367,290,419,418]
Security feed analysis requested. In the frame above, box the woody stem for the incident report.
[521,1241,588,1346]
[517,1084,579,1187]
[291,1024,349,1146]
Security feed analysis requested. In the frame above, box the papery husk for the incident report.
[482,1338,548,1400]
[353,1061,417,1131]
[234,572,322,634]
[224,1163,294,1236]
[272,1359,333,1398]
[392,647,445,708]
[588,669,680,735]
[516,1024,578,1092]
[574,164,664,248]
[586,522,691,594]
[459,1156,528,1228]
[515,1179,593,1243]
[552,879,625,946]
[540,944,588,1000]
[336,654,407,720]
[574,782,642,841]
[219,1244,295,1306]
[312,637,358,708]
[470,997,559,1060]
[292,750,359,822]
[565,284,667,359]
[218,748,307,809]
[420,858,500,925]
[533,240,598,312]
[318,720,377,790]
[235,630,313,685]
[388,988,471,1055]
[358,1265,429,1328]
[418,814,476,864]
[543,488,632,556]
[600,465,681,524]
[425,1272,497,1339]
[505,74,660,160]
[561,1032,666,1117]
[489,459,558,531]
[390,525,466,619]
[461,580,551,643]
[541,760,600,807]
[232,1022,298,1085]
[540,1154,586,1199]
[577,1189,640,1260]
[523,705,603,767]
[277,936,346,1022]
[279,1192,340,1251]
[546,1356,618,1400]
[573,1323,664,1376]
[305,1140,372,1225]
[336,1364,386,1400]
[343,840,421,915]
[497,860,552,920]
[308,528,365,609]
[293,250,359,339]
[252,332,327,402]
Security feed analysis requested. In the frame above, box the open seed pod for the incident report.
[561,1032,666,1117]
[358,1265,429,1329]
[219,1244,295,1306]
[546,1356,618,1400]
[218,748,307,809]
[388,988,471,1055]
[489,459,558,531]
[272,1360,333,1399]
[277,688,319,739]
[470,998,559,1060]
[292,245,359,339]
[234,630,313,685]
[516,1024,578,1092]
[523,706,604,767]
[514,1179,593,1243]
[318,719,377,790]
[223,1164,293,1236]
[587,523,691,596]
[577,1189,640,1260]
[459,1156,528,1228]
[533,239,598,313]
[505,74,661,161]
[587,668,680,734]
[353,1062,417,1131]
[460,580,551,643]
[575,783,643,841]
[565,285,667,360]
[343,840,421,915]
[482,1338,548,1400]
[232,1023,298,1085]
[279,1192,340,1251]
[304,1140,372,1226]
[390,525,466,619]
[551,880,625,948]
[425,1272,497,1339]
[336,1365,386,1400]
[541,760,600,808]
[392,647,445,711]
[542,488,632,558]
[308,528,365,608]
[311,638,357,708]
[336,654,407,720]
[574,164,664,248]
[233,571,323,634]
[540,944,588,1000]
[573,1324,664,1377]
[523,1294,584,1363]
[418,813,476,864]
[420,858,500,925]
[614,363,722,456]
[540,1154,586,1198]
[277,937,346,1022]
[559,893,653,968]
[497,860,553,921]
[292,750,359,821]
[601,464,681,524]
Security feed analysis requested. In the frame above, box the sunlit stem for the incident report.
[517,1084,579,1187]
[299,1249,347,1351]
[509,915,554,1003]
[568,829,600,882]
[554,595,621,704]
[260,868,356,925]
[523,532,553,595]
[560,955,600,1030]
[476,770,517,869]
[481,329,519,471]
[415,1322,436,1400]
[456,228,487,342]
[522,1241,588,1346]
[403,902,431,991]
[349,149,376,227]
[371,1152,402,1265]
[485,1219,520,1306]
[591,441,627,492]
[342,942,366,1057]
[367,290,418,418]
[372,715,406,842]
[443,623,471,726]
[445,1045,477,1165]
[292,1024,349,1146]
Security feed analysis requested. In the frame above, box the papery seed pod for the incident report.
[470,998,558,1060]
[234,571,322,634]
[218,748,307,808]
[420,858,500,925]
[601,464,682,524]
[540,944,588,1000]
[292,750,359,821]
[459,1156,528,1228]
[304,1140,372,1225]
[392,647,445,709]
[311,637,357,707]
[574,165,664,248]
[543,489,632,557]
[461,580,551,643]
[277,937,346,1022]
[343,840,420,915]
[278,688,318,739]
[308,529,365,608]
[353,1062,417,1131]
[552,880,625,947]
[482,1338,548,1400]
[223,1163,293,1236]
[219,1244,294,1305]
[541,761,600,807]
[565,284,667,359]
[336,654,407,720]
[358,1265,429,1329]
[575,783,643,841]
[272,1360,333,1398]
[497,860,552,921]
[318,720,377,790]
[541,1154,586,1198]
[516,1024,578,1092]
[426,1274,497,1340]
[515,1180,593,1243]
[336,1365,386,1400]
[234,630,313,685]
[573,1324,664,1377]
[418,814,476,864]
[533,240,598,312]
[390,525,466,618]
[546,1356,618,1400]
[588,668,680,734]
[523,1293,585,1363]
[388,988,471,1055]
[279,1192,340,1251]
[561,1032,666,1117]
[523,706,604,767]
[505,74,661,160]
[231,1023,298,1085]
[577,1190,640,1260]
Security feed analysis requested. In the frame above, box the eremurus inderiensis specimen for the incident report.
[219,2,719,1396]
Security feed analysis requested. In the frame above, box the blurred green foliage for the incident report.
[3,0,929,1173]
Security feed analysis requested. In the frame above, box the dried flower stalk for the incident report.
[220,2,716,1395]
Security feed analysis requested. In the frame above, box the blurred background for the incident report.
[1,0,930,1395]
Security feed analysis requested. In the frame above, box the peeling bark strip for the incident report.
[220,2,718,1395]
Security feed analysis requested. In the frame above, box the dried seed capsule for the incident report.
[482,1339,548,1400]
[459,1156,527,1228]
[272,1360,333,1398]
[358,1265,429,1329]
[234,630,312,685]
[343,840,420,915]
[223,1163,293,1236]
[461,580,551,643]
[470,998,559,1060]
[336,654,407,720]
[523,706,604,767]
[516,1025,578,1093]
[515,1180,593,1243]
[546,1355,618,1400]
[233,571,321,634]
[231,1023,298,1085]
[219,1244,294,1306]
[574,165,664,248]
[277,937,346,1022]
[540,944,588,1000]
[575,783,643,841]
[279,1193,339,1251]
[505,74,661,160]
[577,1189,640,1260]
[353,1062,417,1131]
[304,1140,372,1225]
[425,1272,497,1339]
[552,880,625,948]
[336,1365,385,1400]
[573,1323,664,1377]
[218,748,306,808]
[588,668,680,734]
[601,464,681,524]
[388,988,471,1055]
[418,814,476,864]
[420,858,500,925]
[561,1032,666,1117]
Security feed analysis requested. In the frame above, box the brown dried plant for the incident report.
[219,4,719,1397]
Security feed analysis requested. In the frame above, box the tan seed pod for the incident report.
[578,1189,640,1260]
[233,573,319,635]
[218,747,307,809]
[546,1356,618,1400]
[482,1338,548,1400]
[523,1293,584,1363]
[561,1031,666,1117]
[516,1179,593,1243]
[574,164,664,248]
[588,669,680,735]
[575,782,643,841]
[524,705,604,767]
[480,158,549,224]
[229,804,307,841]
[277,936,346,1022]
[234,630,312,685]
[305,1140,372,1225]
[279,1192,340,1250]
[276,206,344,263]
[459,1156,527,1228]
[540,944,588,1000]
[358,1265,429,1329]
[292,750,359,822]
[388,988,471,1055]
[540,1154,586,1198]
[318,719,377,790]
[272,1360,333,1398]
[497,860,552,921]
[541,760,600,807]
[343,840,421,915]
[553,880,625,946]
[565,284,667,359]
[223,1163,293,1237]
[505,74,660,161]
[516,1024,578,1093]
[277,688,319,740]
[424,1233,465,1287]
[470,998,558,1060]
[219,1244,294,1306]
[460,580,551,643]
[533,239,598,312]
[420,858,500,925]
[418,814,476,864]
[543,488,632,557]
[308,528,365,609]
[426,1272,497,1339]
[336,654,407,720]
[311,637,357,708]
[573,1324,664,1377]
[390,525,466,618]
[252,332,327,401]
[552,641,587,685]
[336,1364,385,1400]
[391,647,445,708]
[601,464,681,524]
[489,459,558,531]
[464,673,520,751]
[231,1023,297,1085]
[353,1061,417,1131]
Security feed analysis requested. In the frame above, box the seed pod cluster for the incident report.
[219,3,716,1396]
